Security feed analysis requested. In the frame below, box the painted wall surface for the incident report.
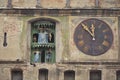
[12,0,37,8]
[0,15,119,62]
[0,16,23,61]
[40,0,66,8]
[100,0,119,8]
[0,16,68,62]
[70,0,95,8]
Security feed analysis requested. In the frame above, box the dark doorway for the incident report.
[11,69,23,80]
[39,69,48,80]
[64,70,75,80]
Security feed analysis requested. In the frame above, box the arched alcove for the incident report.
[64,70,75,80]
[90,70,101,80]
[11,69,23,80]
[116,70,120,80]
[39,69,48,80]
[27,17,62,63]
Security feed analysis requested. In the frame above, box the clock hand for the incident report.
[81,23,93,37]
[90,24,95,40]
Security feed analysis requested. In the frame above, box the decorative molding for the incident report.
[0,60,24,64]
[61,61,120,65]
[0,9,119,16]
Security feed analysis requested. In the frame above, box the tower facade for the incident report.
[0,0,120,80]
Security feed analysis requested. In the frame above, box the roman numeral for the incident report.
[78,40,84,46]
[102,40,109,47]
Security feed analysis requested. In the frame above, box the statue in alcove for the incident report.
[46,48,52,62]
[48,31,54,43]
[34,50,41,62]
[38,27,48,44]
[33,34,38,42]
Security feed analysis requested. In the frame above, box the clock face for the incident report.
[74,18,113,56]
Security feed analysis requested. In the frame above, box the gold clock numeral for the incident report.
[104,35,108,39]
[78,40,84,46]
[98,23,103,29]
[102,28,109,33]
[83,46,89,53]
[77,35,83,39]
[102,40,110,47]
[97,46,104,51]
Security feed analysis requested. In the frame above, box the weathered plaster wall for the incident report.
[0,15,69,62]
[100,0,119,8]
[70,0,95,8]
[0,0,119,8]
[0,0,119,80]
[12,0,36,8]
[0,15,119,62]
[0,16,24,61]
[40,0,66,8]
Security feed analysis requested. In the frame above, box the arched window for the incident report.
[90,70,101,80]
[64,70,75,80]
[7,0,12,8]
[11,69,23,80]
[31,20,56,63]
[95,0,99,7]
[39,69,48,80]
[116,70,120,80]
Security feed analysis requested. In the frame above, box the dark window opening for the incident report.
[39,69,48,80]
[95,0,99,7]
[64,70,75,80]
[117,70,120,80]
[7,0,12,8]
[90,70,101,80]
[11,69,23,80]
[41,50,45,63]
[3,32,7,47]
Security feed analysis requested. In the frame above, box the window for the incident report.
[90,70,101,80]
[39,69,48,80]
[31,20,56,63]
[64,70,75,80]
[36,0,41,8]
[65,0,71,8]
[116,70,120,80]
[3,32,7,47]
[11,69,23,80]
[95,0,99,7]
[7,0,12,8]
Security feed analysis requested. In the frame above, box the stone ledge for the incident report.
[0,8,119,16]
[61,61,120,65]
